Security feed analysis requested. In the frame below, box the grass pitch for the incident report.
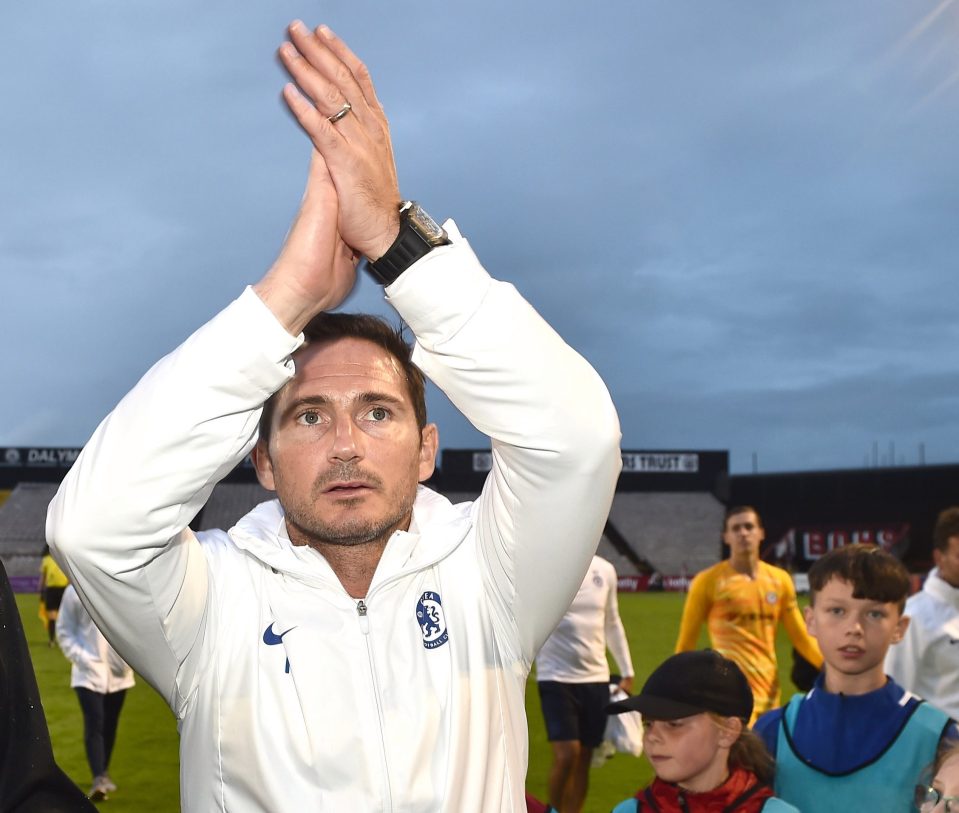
[22,591,800,812]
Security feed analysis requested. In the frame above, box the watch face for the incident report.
[407,202,448,245]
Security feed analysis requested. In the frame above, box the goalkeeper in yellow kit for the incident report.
[675,506,822,723]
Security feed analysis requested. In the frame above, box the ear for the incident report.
[251,440,277,492]
[891,613,910,645]
[804,604,817,638]
[418,423,439,482]
[716,717,743,748]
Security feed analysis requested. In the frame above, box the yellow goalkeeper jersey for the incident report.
[675,559,822,723]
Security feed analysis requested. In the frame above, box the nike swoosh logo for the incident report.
[262,623,296,645]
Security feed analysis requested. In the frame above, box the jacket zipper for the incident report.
[357,599,370,634]
[357,599,393,812]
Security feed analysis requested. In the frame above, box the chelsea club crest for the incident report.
[416,591,449,649]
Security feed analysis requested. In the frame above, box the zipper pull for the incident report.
[356,599,370,635]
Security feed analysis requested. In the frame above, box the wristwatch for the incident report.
[367,201,451,286]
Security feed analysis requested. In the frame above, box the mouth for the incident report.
[838,646,864,658]
[323,481,374,495]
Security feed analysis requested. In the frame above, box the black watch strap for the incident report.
[367,202,450,286]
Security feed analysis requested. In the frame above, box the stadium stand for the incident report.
[0,446,731,590]
[5,445,957,593]
[0,482,58,581]
[608,492,724,576]
[193,482,274,532]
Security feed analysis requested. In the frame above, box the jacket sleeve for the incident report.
[675,572,710,652]
[604,563,634,678]
[46,288,302,710]
[387,223,622,663]
[54,587,91,671]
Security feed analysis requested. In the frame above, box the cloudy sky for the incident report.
[3,0,958,474]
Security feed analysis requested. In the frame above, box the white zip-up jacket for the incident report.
[56,585,135,694]
[885,567,959,718]
[47,224,622,812]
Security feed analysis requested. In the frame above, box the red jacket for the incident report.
[633,767,774,812]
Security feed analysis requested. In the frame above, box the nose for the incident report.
[644,721,664,744]
[328,416,362,462]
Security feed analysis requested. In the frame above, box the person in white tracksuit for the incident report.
[46,23,622,813]
[885,506,959,718]
[56,585,135,801]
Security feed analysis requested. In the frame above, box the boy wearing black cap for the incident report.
[753,543,958,812]
[608,650,798,812]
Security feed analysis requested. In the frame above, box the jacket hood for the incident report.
[226,485,472,590]
[924,567,959,608]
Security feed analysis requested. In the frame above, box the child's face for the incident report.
[920,752,959,811]
[642,713,737,793]
[805,576,908,690]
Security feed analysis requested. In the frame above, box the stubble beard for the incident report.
[280,463,417,550]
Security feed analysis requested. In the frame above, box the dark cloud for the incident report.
[2,0,958,472]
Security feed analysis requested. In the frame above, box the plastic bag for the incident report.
[593,685,644,766]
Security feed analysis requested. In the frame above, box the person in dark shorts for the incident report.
[39,544,70,646]
[538,679,611,743]
[535,555,634,813]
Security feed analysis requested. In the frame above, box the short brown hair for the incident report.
[724,505,763,531]
[808,543,910,612]
[933,507,959,553]
[258,312,427,444]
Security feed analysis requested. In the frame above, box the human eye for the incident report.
[827,606,844,616]
[916,784,938,811]
[867,609,887,620]
[296,410,322,426]
[364,406,391,422]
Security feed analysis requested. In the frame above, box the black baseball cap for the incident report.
[607,650,753,721]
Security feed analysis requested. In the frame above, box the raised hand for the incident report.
[278,22,401,263]
[253,150,359,335]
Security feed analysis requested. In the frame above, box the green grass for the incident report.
[21,591,802,812]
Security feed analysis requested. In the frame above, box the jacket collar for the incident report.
[924,568,959,608]
[226,485,471,592]
[640,768,773,812]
